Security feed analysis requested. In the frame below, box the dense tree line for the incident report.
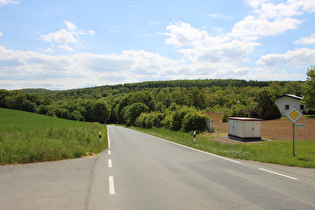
[1,78,312,132]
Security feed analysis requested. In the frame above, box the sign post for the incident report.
[285,107,303,156]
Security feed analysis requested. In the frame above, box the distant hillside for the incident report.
[22,79,298,98]
[1,79,305,124]
[20,88,53,94]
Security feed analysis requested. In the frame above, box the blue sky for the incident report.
[1,0,315,90]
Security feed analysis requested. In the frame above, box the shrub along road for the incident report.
[1,125,315,209]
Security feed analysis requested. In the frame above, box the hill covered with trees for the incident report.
[0,79,308,132]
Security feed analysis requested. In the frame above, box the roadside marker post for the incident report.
[99,131,101,142]
[285,107,303,156]
[193,131,196,144]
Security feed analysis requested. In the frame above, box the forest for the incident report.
[0,78,310,132]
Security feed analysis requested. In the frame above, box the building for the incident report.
[228,117,263,140]
[275,94,305,117]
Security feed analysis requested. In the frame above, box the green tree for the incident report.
[69,110,84,121]
[257,88,281,120]
[5,92,27,110]
[269,82,284,97]
[91,100,111,124]
[21,100,37,112]
[302,66,315,110]
[284,81,302,95]
[189,87,200,107]
[123,103,149,126]
[156,102,165,113]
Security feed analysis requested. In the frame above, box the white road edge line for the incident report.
[108,159,112,168]
[259,168,298,180]
[109,176,115,194]
[127,128,241,164]
[107,125,111,149]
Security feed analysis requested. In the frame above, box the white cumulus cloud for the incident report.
[39,21,95,52]
[294,33,315,45]
[40,29,78,45]
[257,48,315,66]
[65,21,77,31]
[0,0,18,5]
[89,30,96,36]
[57,45,74,52]
[231,15,300,39]
[165,22,209,47]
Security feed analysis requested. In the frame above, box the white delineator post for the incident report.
[99,131,101,142]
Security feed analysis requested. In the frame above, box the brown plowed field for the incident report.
[207,113,315,141]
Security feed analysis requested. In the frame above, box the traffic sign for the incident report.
[285,106,303,156]
[295,123,306,128]
[286,106,303,124]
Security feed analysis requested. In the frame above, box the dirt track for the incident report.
[207,113,315,141]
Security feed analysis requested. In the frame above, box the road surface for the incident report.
[1,125,315,209]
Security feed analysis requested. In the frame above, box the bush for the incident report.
[170,106,208,132]
[36,105,50,115]
[135,112,166,128]
[171,107,189,131]
[123,103,149,126]
[70,110,84,121]
[262,104,281,120]
[182,111,208,132]
[222,112,228,123]
[21,100,36,112]
[161,114,173,128]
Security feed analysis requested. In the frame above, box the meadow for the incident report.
[132,126,315,168]
[0,108,107,165]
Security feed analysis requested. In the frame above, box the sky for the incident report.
[1,0,315,90]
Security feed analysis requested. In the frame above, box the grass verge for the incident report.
[0,108,107,165]
[131,126,315,168]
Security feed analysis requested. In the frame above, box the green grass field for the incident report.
[132,127,315,168]
[0,108,107,165]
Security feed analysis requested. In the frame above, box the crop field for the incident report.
[208,113,315,141]
[0,108,107,165]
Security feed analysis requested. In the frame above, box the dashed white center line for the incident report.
[109,176,115,195]
[108,150,111,155]
[108,159,112,168]
[259,168,298,180]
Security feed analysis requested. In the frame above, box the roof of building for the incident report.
[276,94,303,101]
[228,117,263,121]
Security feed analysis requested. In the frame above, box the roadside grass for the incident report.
[0,108,107,165]
[131,126,315,168]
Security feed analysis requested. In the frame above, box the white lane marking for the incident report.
[195,149,241,164]
[107,126,111,149]
[109,176,115,194]
[259,168,298,180]
[108,150,111,155]
[136,130,241,164]
[108,159,112,168]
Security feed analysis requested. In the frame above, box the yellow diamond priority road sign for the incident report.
[286,106,303,124]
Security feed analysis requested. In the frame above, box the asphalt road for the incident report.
[1,125,315,209]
